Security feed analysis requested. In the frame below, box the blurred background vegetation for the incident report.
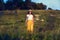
[0,10,60,40]
[0,0,57,10]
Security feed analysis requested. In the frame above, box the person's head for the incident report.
[27,9,32,14]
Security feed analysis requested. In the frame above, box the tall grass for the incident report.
[0,10,60,40]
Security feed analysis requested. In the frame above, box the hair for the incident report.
[27,11,35,17]
[27,11,33,14]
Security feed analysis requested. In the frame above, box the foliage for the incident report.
[0,0,47,10]
[0,10,60,40]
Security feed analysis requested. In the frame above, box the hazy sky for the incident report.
[4,0,60,10]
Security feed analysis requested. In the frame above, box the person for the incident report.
[25,9,34,33]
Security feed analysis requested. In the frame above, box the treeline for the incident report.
[0,0,53,10]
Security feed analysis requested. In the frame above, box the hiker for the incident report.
[25,9,34,33]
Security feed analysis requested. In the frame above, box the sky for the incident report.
[4,0,60,10]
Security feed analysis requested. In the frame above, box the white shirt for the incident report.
[27,14,33,20]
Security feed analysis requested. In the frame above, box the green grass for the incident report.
[0,10,60,40]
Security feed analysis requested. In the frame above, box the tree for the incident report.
[13,0,24,9]
[3,0,47,10]
[5,0,14,10]
[38,3,47,10]
[0,0,4,10]
[25,0,31,3]
[48,8,53,10]
[33,3,47,10]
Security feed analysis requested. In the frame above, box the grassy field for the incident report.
[0,10,60,40]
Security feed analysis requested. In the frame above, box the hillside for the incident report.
[0,10,60,40]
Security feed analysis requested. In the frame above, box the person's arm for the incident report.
[32,15,34,23]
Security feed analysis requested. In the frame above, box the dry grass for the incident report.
[0,10,60,40]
